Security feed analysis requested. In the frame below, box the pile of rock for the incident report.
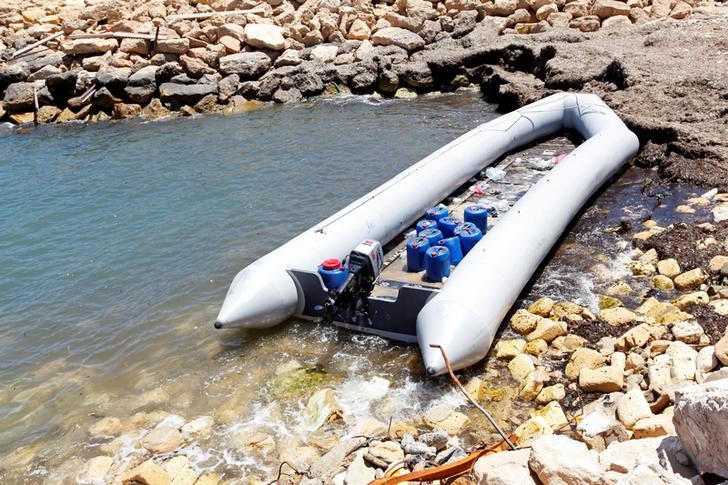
[77,412,219,484]
[0,0,719,124]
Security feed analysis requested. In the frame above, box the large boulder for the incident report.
[673,379,728,477]
[159,83,218,107]
[3,82,36,112]
[219,52,272,79]
[244,24,286,50]
[371,27,425,51]
[0,62,30,91]
[128,66,158,87]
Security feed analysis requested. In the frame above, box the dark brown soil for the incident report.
[427,15,728,189]
[636,221,728,271]
[568,320,641,342]
[683,302,728,343]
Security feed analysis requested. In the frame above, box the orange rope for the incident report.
[369,435,515,485]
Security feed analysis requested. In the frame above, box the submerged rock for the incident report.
[304,388,342,430]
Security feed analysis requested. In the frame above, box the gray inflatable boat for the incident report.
[214,92,639,375]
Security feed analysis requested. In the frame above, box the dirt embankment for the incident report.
[432,15,728,188]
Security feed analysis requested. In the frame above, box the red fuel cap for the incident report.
[321,258,342,270]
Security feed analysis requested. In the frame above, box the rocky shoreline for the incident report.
[2,182,726,484]
[2,0,728,190]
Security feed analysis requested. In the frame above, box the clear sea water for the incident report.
[0,92,503,481]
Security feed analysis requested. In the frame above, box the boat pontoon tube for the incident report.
[417,93,639,375]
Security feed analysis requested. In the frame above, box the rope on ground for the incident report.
[370,434,515,485]
[429,344,517,451]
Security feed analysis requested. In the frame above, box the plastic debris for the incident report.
[528,157,555,170]
[485,167,506,181]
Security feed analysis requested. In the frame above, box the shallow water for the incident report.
[0,91,709,482]
[1,92,505,480]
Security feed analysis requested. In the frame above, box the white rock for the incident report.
[310,44,338,63]
[244,24,286,50]
[696,346,718,381]
[673,379,728,477]
[371,27,425,51]
[599,436,693,476]
[473,448,531,481]
[344,448,376,485]
[484,462,537,484]
[616,388,653,429]
[181,415,214,438]
[666,341,698,381]
[528,434,604,484]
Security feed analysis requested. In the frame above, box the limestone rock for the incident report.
[599,436,692,476]
[371,27,425,51]
[510,309,540,335]
[666,341,698,381]
[599,307,636,326]
[580,365,624,392]
[672,291,709,309]
[528,435,604,484]
[670,1,691,18]
[525,339,548,356]
[310,45,338,63]
[156,38,189,55]
[424,404,470,435]
[708,255,728,273]
[520,369,546,401]
[652,275,675,291]
[122,459,171,485]
[632,412,675,438]
[671,320,704,344]
[474,448,532,483]
[716,333,728,366]
[219,52,272,78]
[63,38,118,55]
[496,339,527,359]
[592,0,631,17]
[528,297,554,316]
[629,260,656,276]
[81,456,113,481]
[347,19,371,40]
[566,348,607,380]
[140,426,183,454]
[536,383,565,404]
[88,417,122,437]
[674,268,706,291]
[309,437,368,480]
[616,388,652,429]
[673,379,728,477]
[526,319,567,343]
[304,388,342,430]
[657,258,681,278]
[245,24,286,50]
[159,83,217,107]
[619,324,655,352]
[508,354,535,382]
[366,441,404,465]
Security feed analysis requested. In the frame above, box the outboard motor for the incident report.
[323,239,383,324]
